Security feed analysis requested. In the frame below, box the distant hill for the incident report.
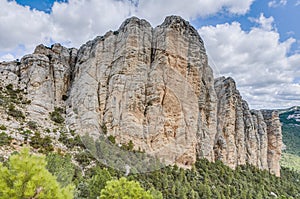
[277,106,300,173]
[279,106,300,156]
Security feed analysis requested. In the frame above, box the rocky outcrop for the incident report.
[0,44,77,127]
[0,16,282,176]
[67,16,217,166]
[214,77,280,175]
[261,110,282,176]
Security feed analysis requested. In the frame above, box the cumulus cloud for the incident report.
[268,0,287,7]
[198,14,300,109]
[0,0,52,54]
[134,0,254,25]
[249,13,275,31]
[0,0,254,61]
[1,0,298,108]
[50,0,134,47]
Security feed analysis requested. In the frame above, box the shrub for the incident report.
[107,135,116,144]
[6,104,25,119]
[100,177,154,199]
[0,132,12,146]
[58,132,85,149]
[0,125,7,130]
[121,140,134,151]
[29,132,54,153]
[50,107,65,124]
[27,121,38,130]
[46,153,75,188]
[0,147,74,198]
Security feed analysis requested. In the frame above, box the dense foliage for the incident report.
[281,124,300,156]
[280,110,300,156]
[0,138,300,199]
[279,108,300,172]
[281,153,300,172]
[129,160,300,199]
[0,148,74,199]
[66,151,300,199]
[100,177,157,199]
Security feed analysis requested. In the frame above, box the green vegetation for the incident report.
[6,103,25,119]
[29,132,54,153]
[46,153,76,187]
[131,160,300,199]
[280,110,300,156]
[1,106,300,198]
[20,129,32,143]
[50,107,65,124]
[1,136,300,199]
[281,124,300,156]
[27,120,38,130]
[280,153,300,172]
[0,124,7,130]
[0,132,12,146]
[59,131,85,149]
[121,140,134,151]
[87,168,112,198]
[100,177,158,199]
[0,84,30,107]
[279,108,300,173]
[107,135,116,144]
[0,147,74,199]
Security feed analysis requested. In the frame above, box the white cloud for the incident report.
[198,16,300,109]
[268,0,287,7]
[0,0,255,61]
[0,0,52,53]
[134,0,254,25]
[50,0,134,47]
[249,13,275,31]
[0,53,15,61]
[296,0,300,6]
[1,0,298,109]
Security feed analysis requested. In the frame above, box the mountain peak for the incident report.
[0,16,282,176]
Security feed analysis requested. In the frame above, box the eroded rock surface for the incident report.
[0,16,282,176]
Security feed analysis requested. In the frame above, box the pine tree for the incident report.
[0,147,74,199]
[100,177,154,199]
[88,168,112,199]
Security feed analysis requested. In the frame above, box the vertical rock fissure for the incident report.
[0,16,283,176]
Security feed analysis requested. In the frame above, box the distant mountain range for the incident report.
[278,106,300,125]
[278,106,300,172]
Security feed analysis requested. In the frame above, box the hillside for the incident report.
[279,106,300,156]
[1,143,300,199]
[0,16,296,199]
[278,106,300,173]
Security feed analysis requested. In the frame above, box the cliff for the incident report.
[0,16,282,176]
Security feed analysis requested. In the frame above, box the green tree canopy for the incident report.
[100,177,155,199]
[0,147,74,199]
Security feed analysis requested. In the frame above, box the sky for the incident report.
[0,0,299,109]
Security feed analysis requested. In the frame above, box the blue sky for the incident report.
[194,0,300,53]
[14,0,64,12]
[1,0,299,109]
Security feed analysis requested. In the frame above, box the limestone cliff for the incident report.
[0,16,282,176]
[214,77,281,176]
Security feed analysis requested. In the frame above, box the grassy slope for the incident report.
[279,107,300,172]
[280,153,300,172]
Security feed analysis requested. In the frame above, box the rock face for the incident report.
[0,16,282,176]
[261,110,282,177]
[214,77,282,176]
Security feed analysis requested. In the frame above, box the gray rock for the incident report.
[0,16,282,176]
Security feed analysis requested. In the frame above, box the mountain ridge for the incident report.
[0,16,282,176]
